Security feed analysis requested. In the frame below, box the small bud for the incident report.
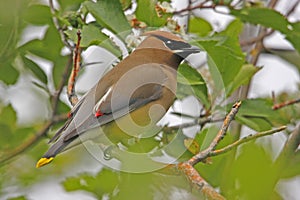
[125,33,143,48]
[155,1,175,17]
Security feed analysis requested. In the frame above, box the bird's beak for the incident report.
[173,45,200,53]
[172,45,201,58]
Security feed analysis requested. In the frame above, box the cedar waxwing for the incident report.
[36,31,200,168]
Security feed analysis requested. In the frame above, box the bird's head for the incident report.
[139,31,200,59]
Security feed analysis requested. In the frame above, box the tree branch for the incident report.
[0,0,78,164]
[188,101,241,166]
[173,1,215,15]
[0,114,67,166]
[163,117,225,131]
[240,30,274,46]
[272,97,300,110]
[178,162,225,200]
[175,102,241,199]
[67,30,81,106]
[209,126,287,157]
[268,0,278,8]
[286,0,300,16]
[48,0,73,49]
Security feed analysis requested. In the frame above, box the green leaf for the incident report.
[198,127,236,152]
[237,116,273,131]
[0,64,19,85]
[126,137,160,153]
[23,4,52,25]
[52,55,69,88]
[231,8,289,33]
[0,0,28,58]
[231,7,300,53]
[84,0,131,40]
[0,104,17,127]
[162,129,190,160]
[286,22,300,54]
[195,138,235,188]
[0,104,23,150]
[7,196,27,200]
[196,19,245,94]
[0,123,13,148]
[199,126,218,151]
[184,138,200,154]
[232,99,283,131]
[136,0,171,27]
[23,56,48,84]
[63,169,118,198]
[177,63,209,108]
[237,99,275,118]
[114,171,202,199]
[280,152,300,178]
[228,142,278,199]
[194,128,208,149]
[11,127,35,149]
[188,17,213,36]
[19,25,63,61]
[59,11,85,28]
[65,24,122,57]
[177,63,205,85]
[120,0,132,10]
[66,25,107,47]
[57,0,84,12]
[57,100,70,115]
[226,64,261,96]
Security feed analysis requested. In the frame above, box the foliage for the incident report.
[0,0,300,199]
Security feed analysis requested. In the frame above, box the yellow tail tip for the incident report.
[36,157,54,168]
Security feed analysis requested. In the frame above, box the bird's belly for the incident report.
[102,100,169,143]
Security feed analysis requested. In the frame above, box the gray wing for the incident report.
[63,83,164,142]
[45,64,169,158]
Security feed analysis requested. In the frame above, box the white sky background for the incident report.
[1,0,300,199]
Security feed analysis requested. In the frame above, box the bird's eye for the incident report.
[166,40,172,44]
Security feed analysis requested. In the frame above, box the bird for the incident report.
[36,30,200,168]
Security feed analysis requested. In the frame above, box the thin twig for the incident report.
[1,0,83,167]
[238,0,279,98]
[268,0,278,8]
[173,1,215,15]
[173,105,284,199]
[272,98,300,110]
[178,162,225,200]
[240,30,274,46]
[271,91,276,105]
[48,0,73,49]
[240,0,298,48]
[164,117,225,131]
[185,0,193,33]
[0,114,67,166]
[209,126,287,157]
[81,61,103,68]
[231,0,243,8]
[286,0,300,16]
[188,101,242,166]
[67,30,81,106]
[249,26,267,65]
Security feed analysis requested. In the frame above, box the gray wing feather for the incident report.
[45,64,169,157]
